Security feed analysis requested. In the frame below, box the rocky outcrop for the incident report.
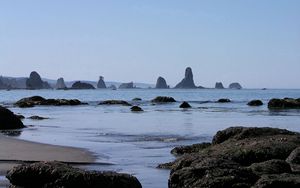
[108,85,117,90]
[215,82,224,89]
[248,100,263,106]
[179,101,191,108]
[217,98,231,103]
[155,77,168,89]
[6,161,142,188]
[0,79,10,89]
[0,106,25,129]
[174,67,197,89]
[28,116,49,120]
[229,82,242,89]
[26,71,51,89]
[119,82,134,89]
[97,76,107,89]
[55,78,67,89]
[160,127,300,188]
[151,96,176,103]
[71,81,95,89]
[131,106,143,112]
[132,98,142,101]
[268,98,300,109]
[99,100,132,106]
[15,96,86,108]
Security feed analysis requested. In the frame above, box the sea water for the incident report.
[1,89,300,188]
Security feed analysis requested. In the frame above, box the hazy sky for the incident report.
[1,0,299,88]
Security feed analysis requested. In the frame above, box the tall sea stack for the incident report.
[26,71,51,89]
[56,78,67,89]
[155,77,168,89]
[174,67,196,89]
[97,76,106,89]
[215,82,224,89]
[229,82,242,89]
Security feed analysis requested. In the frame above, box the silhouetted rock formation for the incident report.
[108,85,117,90]
[174,67,196,89]
[215,82,224,89]
[55,78,67,89]
[6,161,142,188]
[119,82,134,89]
[229,82,242,89]
[155,77,168,89]
[0,106,25,129]
[97,76,107,89]
[99,100,132,106]
[179,101,191,108]
[28,115,49,120]
[268,98,300,109]
[131,106,143,112]
[26,71,51,89]
[218,98,231,103]
[0,78,9,89]
[151,96,176,103]
[71,81,95,89]
[248,100,263,106]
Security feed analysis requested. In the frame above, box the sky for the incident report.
[0,0,299,88]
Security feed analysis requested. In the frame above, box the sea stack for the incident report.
[71,81,95,89]
[174,67,196,89]
[97,76,107,89]
[55,78,67,89]
[119,82,134,89]
[215,82,224,89]
[155,77,168,89]
[26,71,51,89]
[229,82,242,89]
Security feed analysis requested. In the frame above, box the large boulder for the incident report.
[179,101,191,108]
[229,82,242,89]
[155,77,168,89]
[248,100,263,106]
[26,71,52,89]
[215,82,224,89]
[268,98,300,109]
[174,67,197,89]
[0,106,25,129]
[55,77,67,89]
[6,161,142,188]
[71,81,95,89]
[99,100,132,106]
[97,76,107,89]
[151,96,176,103]
[119,82,134,89]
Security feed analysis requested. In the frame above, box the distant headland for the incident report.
[0,67,242,90]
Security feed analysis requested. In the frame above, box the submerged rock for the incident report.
[99,100,132,106]
[71,81,95,89]
[132,98,142,101]
[268,98,300,109]
[229,82,242,89]
[215,82,224,89]
[56,77,67,89]
[155,77,168,89]
[0,106,25,130]
[97,76,107,89]
[15,96,85,107]
[26,71,52,90]
[248,100,263,106]
[28,115,49,120]
[119,82,134,89]
[174,67,197,89]
[217,98,231,103]
[6,161,142,188]
[131,106,143,112]
[179,101,191,108]
[151,96,176,103]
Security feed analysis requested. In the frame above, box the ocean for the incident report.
[1,89,300,188]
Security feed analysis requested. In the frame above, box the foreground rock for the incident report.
[215,82,224,89]
[99,100,132,106]
[55,77,67,89]
[71,81,95,89]
[229,82,242,89]
[151,96,176,103]
[6,161,142,188]
[0,106,25,130]
[160,127,300,188]
[97,76,107,89]
[26,71,52,89]
[174,67,197,89]
[179,101,191,108]
[15,96,85,108]
[155,77,168,89]
[248,100,263,106]
[268,98,300,109]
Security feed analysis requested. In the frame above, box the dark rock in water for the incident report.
[6,161,142,188]
[229,82,242,89]
[26,71,52,89]
[179,101,191,108]
[15,96,85,107]
[171,143,211,156]
[131,106,143,112]
[0,106,25,130]
[56,77,67,89]
[162,127,300,188]
[248,100,263,106]
[108,84,117,90]
[99,100,132,106]
[217,98,231,103]
[28,115,49,120]
[155,77,168,89]
[97,76,107,89]
[151,96,176,103]
[174,67,197,89]
[215,82,224,89]
[16,114,25,120]
[132,98,142,101]
[268,98,300,109]
[71,81,95,89]
[119,82,134,89]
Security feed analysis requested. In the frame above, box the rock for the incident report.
[217,98,231,103]
[179,101,191,108]
[16,114,25,120]
[71,81,95,89]
[55,77,67,89]
[131,106,143,112]
[15,96,85,107]
[155,77,168,89]
[108,84,117,90]
[99,100,132,106]
[253,173,300,188]
[0,106,25,129]
[229,82,242,89]
[132,98,142,101]
[97,76,107,89]
[248,100,263,106]
[6,161,142,188]
[268,98,300,109]
[215,82,224,89]
[26,71,52,89]
[248,159,292,175]
[28,116,49,120]
[174,67,197,89]
[0,79,9,89]
[171,143,211,156]
[119,82,134,89]
[286,147,300,172]
[151,96,176,103]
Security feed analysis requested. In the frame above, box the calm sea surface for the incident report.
[1,89,300,188]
